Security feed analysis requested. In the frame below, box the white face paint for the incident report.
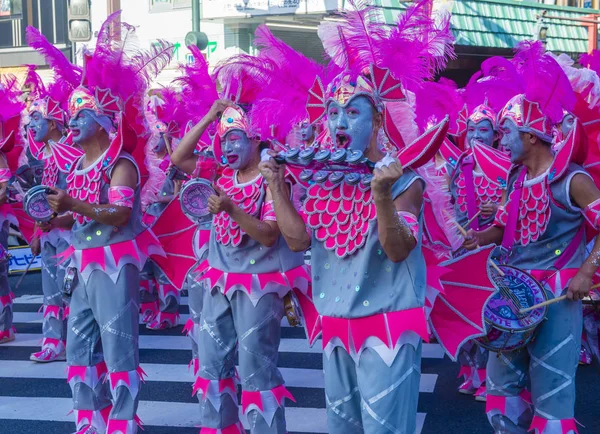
[500,119,525,164]
[466,119,495,148]
[221,129,258,171]
[327,95,376,152]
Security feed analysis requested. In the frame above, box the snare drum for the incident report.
[477,264,548,353]
[24,186,56,222]
[179,179,215,221]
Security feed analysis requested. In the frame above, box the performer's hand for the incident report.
[567,270,593,301]
[259,158,285,190]
[480,201,497,218]
[35,221,52,233]
[462,229,481,250]
[173,179,182,195]
[208,188,234,215]
[30,236,41,257]
[47,188,73,214]
[206,99,234,123]
[371,159,404,200]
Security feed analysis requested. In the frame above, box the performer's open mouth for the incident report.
[336,132,351,148]
[71,128,81,138]
[227,155,239,164]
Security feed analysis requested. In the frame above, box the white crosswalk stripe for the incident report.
[2,295,441,433]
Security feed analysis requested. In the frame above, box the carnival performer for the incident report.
[44,12,171,433]
[0,75,24,345]
[464,41,600,434]
[24,27,83,362]
[171,51,311,432]
[261,2,453,432]
[139,89,186,330]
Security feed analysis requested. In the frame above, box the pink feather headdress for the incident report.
[308,0,455,151]
[248,24,325,144]
[499,40,575,143]
[0,74,26,152]
[26,26,82,126]
[67,11,174,153]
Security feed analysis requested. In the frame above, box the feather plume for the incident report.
[0,74,26,122]
[464,56,523,114]
[22,65,46,101]
[175,45,218,123]
[580,50,600,76]
[250,24,325,141]
[132,39,175,84]
[414,80,463,132]
[26,26,82,88]
[513,40,575,124]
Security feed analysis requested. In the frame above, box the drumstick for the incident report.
[464,211,482,229]
[14,254,38,290]
[488,260,505,277]
[519,283,600,314]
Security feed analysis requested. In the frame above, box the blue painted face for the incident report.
[466,119,495,148]
[561,114,575,137]
[222,129,257,171]
[500,119,526,164]
[327,95,376,152]
[28,111,51,142]
[299,121,314,142]
[68,109,103,144]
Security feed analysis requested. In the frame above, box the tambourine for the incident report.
[179,179,215,221]
[24,186,57,222]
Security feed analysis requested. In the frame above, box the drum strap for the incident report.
[501,168,526,251]
[461,155,480,231]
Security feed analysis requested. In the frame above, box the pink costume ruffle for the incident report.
[529,269,579,299]
[40,337,65,354]
[195,260,311,306]
[188,357,200,377]
[308,307,429,366]
[199,422,245,434]
[74,406,111,432]
[56,229,166,284]
[140,300,159,317]
[40,227,72,246]
[153,311,179,326]
[192,377,238,412]
[108,367,147,401]
[457,366,486,389]
[241,385,296,426]
[43,305,64,321]
[0,291,14,310]
[529,416,579,434]
[486,390,532,427]
[67,362,108,392]
[0,327,15,340]
[106,417,143,434]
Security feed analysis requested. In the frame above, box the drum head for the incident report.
[24,187,55,222]
[180,179,215,220]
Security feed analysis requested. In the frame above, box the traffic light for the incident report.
[68,0,92,42]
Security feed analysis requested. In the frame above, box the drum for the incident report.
[477,264,548,353]
[179,179,215,221]
[24,186,56,222]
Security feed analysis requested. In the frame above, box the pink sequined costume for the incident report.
[263,2,457,433]
[23,26,84,362]
[483,41,591,434]
[0,74,25,345]
[56,12,173,434]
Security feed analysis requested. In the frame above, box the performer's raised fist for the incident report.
[259,156,285,189]
[208,188,234,215]
[372,157,404,200]
[206,99,235,122]
[47,188,73,214]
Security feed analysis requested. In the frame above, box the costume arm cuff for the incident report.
[398,211,419,240]
[0,168,11,183]
[583,198,600,230]
[108,186,135,208]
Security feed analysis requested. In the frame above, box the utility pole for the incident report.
[185,0,208,50]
